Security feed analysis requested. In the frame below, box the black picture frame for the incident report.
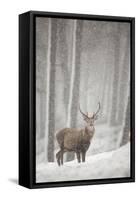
[19,11,135,189]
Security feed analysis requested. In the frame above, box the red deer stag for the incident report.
[56,102,100,166]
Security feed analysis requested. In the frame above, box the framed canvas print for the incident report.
[19,11,135,189]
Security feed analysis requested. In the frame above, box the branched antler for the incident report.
[79,104,88,119]
[93,102,100,118]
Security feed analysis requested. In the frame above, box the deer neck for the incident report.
[84,125,95,139]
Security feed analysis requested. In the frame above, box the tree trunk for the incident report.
[45,19,58,162]
[66,20,83,161]
[36,18,49,159]
[100,30,114,124]
[116,31,130,125]
[120,95,130,146]
[109,24,121,126]
[100,64,109,123]
[57,19,70,117]
[36,90,41,138]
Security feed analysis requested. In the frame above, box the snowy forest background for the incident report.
[36,17,130,183]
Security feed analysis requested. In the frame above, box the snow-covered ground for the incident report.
[36,142,130,183]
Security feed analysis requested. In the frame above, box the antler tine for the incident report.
[79,104,88,118]
[93,102,101,117]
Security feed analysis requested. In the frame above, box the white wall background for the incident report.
[0,0,137,199]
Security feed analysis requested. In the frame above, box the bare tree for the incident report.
[109,24,122,126]
[44,19,58,162]
[100,63,110,123]
[99,25,114,124]
[36,18,48,152]
[120,95,130,146]
[36,84,46,139]
[66,20,83,161]
[57,19,70,117]
[117,27,130,125]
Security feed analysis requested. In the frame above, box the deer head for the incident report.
[79,102,100,126]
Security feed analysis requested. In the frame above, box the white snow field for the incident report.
[36,142,130,183]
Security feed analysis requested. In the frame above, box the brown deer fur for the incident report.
[56,103,100,166]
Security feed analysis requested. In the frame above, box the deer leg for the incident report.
[56,150,61,166]
[76,152,81,163]
[82,151,86,162]
[60,150,64,165]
